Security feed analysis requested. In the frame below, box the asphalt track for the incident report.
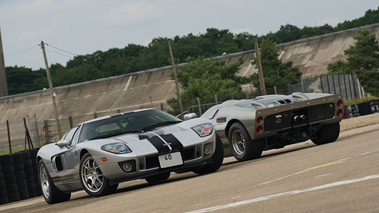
[1,124,378,213]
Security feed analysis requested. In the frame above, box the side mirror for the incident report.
[184,113,197,120]
[56,140,70,148]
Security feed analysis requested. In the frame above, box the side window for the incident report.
[71,126,81,145]
[63,126,79,144]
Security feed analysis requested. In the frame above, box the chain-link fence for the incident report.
[0,115,39,153]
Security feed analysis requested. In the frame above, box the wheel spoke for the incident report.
[232,130,246,155]
[40,164,50,198]
[81,155,105,193]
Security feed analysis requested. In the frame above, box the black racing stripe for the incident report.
[147,136,170,154]
[161,134,183,151]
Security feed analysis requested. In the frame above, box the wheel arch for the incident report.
[80,149,89,159]
[225,119,249,140]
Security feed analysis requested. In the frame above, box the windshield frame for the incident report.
[78,109,182,142]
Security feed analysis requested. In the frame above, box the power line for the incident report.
[46,49,74,58]
[5,45,39,57]
[45,43,79,56]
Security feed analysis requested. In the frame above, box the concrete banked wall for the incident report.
[1,24,378,125]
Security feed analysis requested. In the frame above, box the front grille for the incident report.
[140,146,200,170]
[264,103,335,131]
[145,156,159,170]
[182,146,200,161]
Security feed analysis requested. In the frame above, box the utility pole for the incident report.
[0,27,8,97]
[40,41,62,139]
[168,40,183,118]
[254,36,266,95]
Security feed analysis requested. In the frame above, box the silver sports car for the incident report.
[37,108,223,204]
[198,92,344,161]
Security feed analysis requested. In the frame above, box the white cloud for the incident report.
[18,29,53,40]
[104,2,161,27]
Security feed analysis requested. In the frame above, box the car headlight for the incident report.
[191,123,213,137]
[101,143,132,154]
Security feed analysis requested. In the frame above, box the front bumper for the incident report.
[98,142,214,181]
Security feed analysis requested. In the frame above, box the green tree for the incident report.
[6,66,47,95]
[327,29,379,96]
[250,39,302,93]
[167,57,247,115]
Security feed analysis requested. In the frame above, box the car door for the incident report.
[52,126,81,178]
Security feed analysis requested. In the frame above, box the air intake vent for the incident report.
[273,99,293,105]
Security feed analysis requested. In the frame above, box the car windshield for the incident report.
[79,109,182,142]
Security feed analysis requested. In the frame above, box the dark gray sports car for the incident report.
[199,92,344,161]
[37,108,223,204]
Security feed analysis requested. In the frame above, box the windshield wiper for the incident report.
[141,121,181,131]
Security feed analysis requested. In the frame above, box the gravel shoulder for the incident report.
[340,113,379,131]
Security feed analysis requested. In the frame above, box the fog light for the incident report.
[118,160,136,173]
[122,163,133,172]
[204,143,213,156]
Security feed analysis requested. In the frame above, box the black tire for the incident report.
[12,152,24,163]
[24,159,33,167]
[0,180,7,196]
[26,174,35,183]
[34,173,42,196]
[27,181,36,190]
[192,135,224,175]
[28,189,37,198]
[29,148,39,158]
[20,150,31,160]
[15,170,26,180]
[228,123,264,161]
[38,160,71,204]
[13,162,25,171]
[311,123,340,145]
[145,172,171,184]
[18,188,29,200]
[7,192,20,202]
[24,166,34,175]
[79,153,115,197]
[2,165,14,174]
[6,183,18,194]
[17,179,28,189]
[0,154,13,165]
[0,195,8,205]
[4,174,17,184]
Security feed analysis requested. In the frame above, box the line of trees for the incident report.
[5,7,379,96]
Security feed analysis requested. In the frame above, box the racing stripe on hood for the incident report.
[140,133,183,154]
[147,136,170,154]
[160,134,183,151]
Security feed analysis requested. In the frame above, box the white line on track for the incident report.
[186,174,379,213]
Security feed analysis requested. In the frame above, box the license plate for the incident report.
[158,152,183,168]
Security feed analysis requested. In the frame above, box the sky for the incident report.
[1,0,378,70]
